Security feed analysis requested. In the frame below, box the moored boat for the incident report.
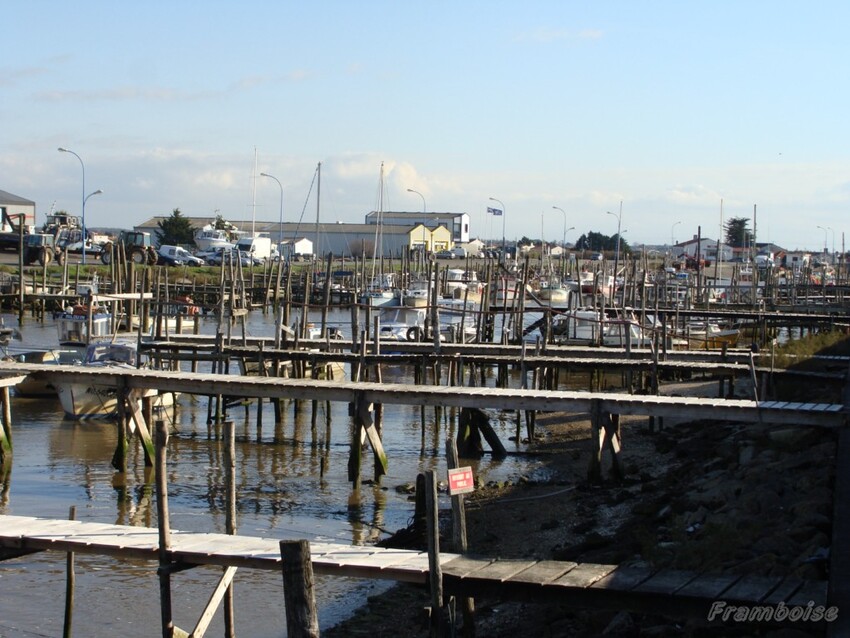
[53,342,177,419]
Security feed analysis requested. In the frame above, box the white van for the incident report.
[234,235,273,262]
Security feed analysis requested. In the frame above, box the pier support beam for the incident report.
[0,387,12,464]
[280,540,320,638]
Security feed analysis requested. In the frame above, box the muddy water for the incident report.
[0,311,542,637]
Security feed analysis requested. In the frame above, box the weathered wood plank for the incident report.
[507,560,578,584]
[550,563,616,589]
[634,569,699,595]
[763,578,804,605]
[721,575,784,603]
[590,566,655,592]
[674,573,742,599]
[788,580,829,607]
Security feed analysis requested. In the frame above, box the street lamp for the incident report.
[817,225,828,256]
[58,147,91,264]
[406,188,427,253]
[489,197,506,260]
[552,206,568,250]
[606,202,623,304]
[260,172,284,256]
[83,189,103,256]
[671,220,681,248]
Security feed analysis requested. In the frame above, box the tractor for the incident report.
[23,233,66,266]
[99,231,158,265]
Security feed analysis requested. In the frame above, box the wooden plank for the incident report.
[763,577,804,605]
[550,562,616,589]
[507,560,578,584]
[674,573,742,599]
[442,555,494,579]
[788,580,828,607]
[461,559,537,582]
[634,569,699,595]
[721,575,784,603]
[590,566,654,592]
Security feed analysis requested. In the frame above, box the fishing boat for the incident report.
[9,349,83,397]
[53,342,177,419]
[444,268,484,303]
[194,224,239,252]
[683,321,741,350]
[55,304,113,346]
[548,308,653,347]
[401,276,432,307]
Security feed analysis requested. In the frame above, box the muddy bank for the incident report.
[326,377,837,637]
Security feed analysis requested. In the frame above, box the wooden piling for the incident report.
[280,540,320,638]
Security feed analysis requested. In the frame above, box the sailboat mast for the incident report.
[315,161,321,259]
[251,147,258,236]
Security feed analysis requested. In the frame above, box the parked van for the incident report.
[234,235,273,262]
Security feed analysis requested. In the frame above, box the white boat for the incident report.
[361,273,400,307]
[53,342,177,419]
[401,274,433,307]
[10,349,83,397]
[377,306,427,341]
[194,224,237,252]
[548,308,652,347]
[444,268,483,303]
[56,304,113,346]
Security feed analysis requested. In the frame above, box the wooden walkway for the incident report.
[0,362,845,428]
[0,515,831,623]
[0,514,450,583]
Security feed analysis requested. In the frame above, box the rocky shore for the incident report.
[326,374,838,637]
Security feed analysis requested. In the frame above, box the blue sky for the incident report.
[3,1,849,252]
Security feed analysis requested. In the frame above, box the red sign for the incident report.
[447,467,474,495]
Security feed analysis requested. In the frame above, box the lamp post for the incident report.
[817,225,829,257]
[58,147,91,264]
[606,202,623,304]
[671,220,681,249]
[489,197,506,261]
[260,172,283,257]
[552,206,568,250]
[406,188,427,254]
[83,189,102,257]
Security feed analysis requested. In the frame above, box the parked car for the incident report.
[589,252,603,261]
[158,245,204,267]
[436,249,454,259]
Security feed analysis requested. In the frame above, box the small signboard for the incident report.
[447,466,474,495]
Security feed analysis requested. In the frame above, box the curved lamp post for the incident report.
[552,206,568,250]
[489,197,506,260]
[817,225,829,256]
[58,147,91,264]
[406,188,427,253]
[606,202,623,304]
[260,172,284,256]
[83,189,103,257]
[671,220,681,249]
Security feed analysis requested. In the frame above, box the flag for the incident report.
[487,207,503,216]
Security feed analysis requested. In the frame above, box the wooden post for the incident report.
[280,540,320,638]
[425,469,444,637]
[224,420,236,637]
[155,419,175,638]
[63,505,76,638]
[0,387,12,463]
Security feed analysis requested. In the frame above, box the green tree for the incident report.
[724,217,752,248]
[157,208,195,248]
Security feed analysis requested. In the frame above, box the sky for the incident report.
[3,1,849,253]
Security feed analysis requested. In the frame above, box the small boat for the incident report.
[53,342,177,419]
[55,304,113,346]
[10,349,83,397]
[194,224,238,252]
[444,268,483,303]
[683,321,741,350]
[548,308,653,347]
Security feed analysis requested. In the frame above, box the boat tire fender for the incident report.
[406,326,422,342]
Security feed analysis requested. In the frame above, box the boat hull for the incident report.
[55,382,176,419]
